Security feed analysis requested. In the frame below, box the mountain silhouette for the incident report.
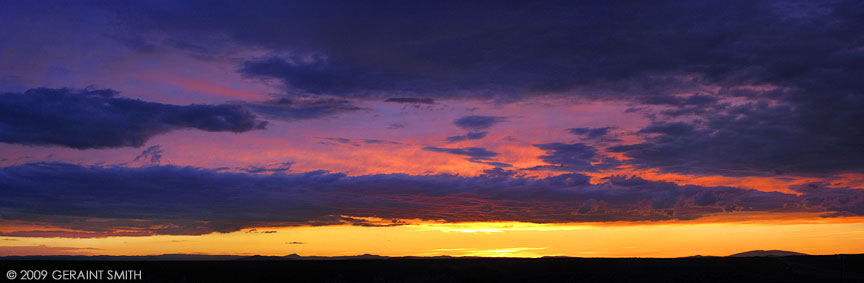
[727,250,808,257]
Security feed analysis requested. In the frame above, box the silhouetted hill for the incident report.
[682,255,719,258]
[0,254,399,261]
[0,254,245,261]
[244,253,391,261]
[728,250,809,257]
[0,251,823,261]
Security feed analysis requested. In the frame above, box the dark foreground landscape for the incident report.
[1,254,862,283]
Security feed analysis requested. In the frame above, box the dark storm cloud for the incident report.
[317,137,402,147]
[567,127,615,140]
[644,94,729,117]
[526,143,619,172]
[536,143,596,170]
[481,167,520,178]
[790,183,864,217]
[422,146,511,167]
[638,122,694,136]
[239,162,294,174]
[238,56,403,96]
[133,145,163,164]
[85,0,864,176]
[453,116,507,131]
[384,97,435,104]
[0,88,267,149]
[613,100,864,176]
[362,139,402,145]
[89,1,859,100]
[446,131,487,143]
[4,1,863,176]
[1,163,861,237]
[422,147,498,159]
[242,97,362,121]
[641,94,721,107]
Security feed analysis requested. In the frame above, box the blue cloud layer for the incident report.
[0,88,266,149]
[1,163,861,237]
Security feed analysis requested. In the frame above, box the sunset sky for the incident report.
[1,1,863,258]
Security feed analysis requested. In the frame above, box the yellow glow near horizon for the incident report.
[3,214,864,258]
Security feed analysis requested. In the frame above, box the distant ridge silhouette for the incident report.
[4,253,862,282]
[0,253,463,261]
[727,250,808,257]
[1,250,827,261]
